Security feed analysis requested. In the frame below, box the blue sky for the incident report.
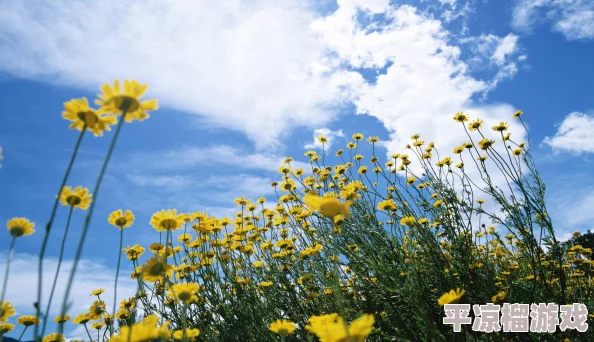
[1,0,593,339]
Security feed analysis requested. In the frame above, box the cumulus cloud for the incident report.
[0,0,365,149]
[311,3,526,168]
[304,128,345,151]
[512,0,594,40]
[542,111,594,154]
[0,0,521,153]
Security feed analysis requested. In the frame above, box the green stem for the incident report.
[83,323,93,342]
[18,326,29,341]
[58,115,126,335]
[0,237,15,305]
[35,127,85,341]
[40,207,74,337]
[111,228,124,336]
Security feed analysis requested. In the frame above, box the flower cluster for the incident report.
[1,83,592,342]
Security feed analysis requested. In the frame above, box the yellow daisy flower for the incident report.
[91,321,105,330]
[95,79,158,122]
[53,315,70,323]
[453,112,469,122]
[17,315,40,326]
[269,319,297,336]
[0,323,14,334]
[88,300,107,320]
[62,97,117,136]
[59,186,93,210]
[141,254,174,282]
[90,288,106,296]
[42,333,65,342]
[437,288,465,306]
[172,328,200,340]
[109,315,170,342]
[7,217,35,238]
[108,209,135,229]
[302,193,351,218]
[0,301,15,321]
[150,209,185,232]
[492,121,510,132]
[73,313,92,325]
[167,282,200,304]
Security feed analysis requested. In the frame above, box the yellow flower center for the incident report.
[115,217,128,226]
[77,111,98,128]
[160,218,178,230]
[66,195,82,206]
[113,95,140,112]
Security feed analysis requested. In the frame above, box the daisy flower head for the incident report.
[437,288,465,306]
[150,209,185,232]
[59,186,93,210]
[0,323,14,334]
[62,97,117,136]
[108,209,135,229]
[17,315,40,326]
[269,319,297,336]
[7,217,35,238]
[95,79,158,122]
[0,301,15,321]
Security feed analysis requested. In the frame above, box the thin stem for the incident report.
[84,323,93,342]
[18,326,29,341]
[35,127,85,341]
[59,115,126,335]
[111,228,124,336]
[0,237,16,305]
[40,206,74,337]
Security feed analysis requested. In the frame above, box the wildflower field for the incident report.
[1,79,593,342]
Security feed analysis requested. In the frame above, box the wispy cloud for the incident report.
[0,253,137,337]
[123,145,309,173]
[542,111,594,154]
[304,128,345,151]
[512,0,594,40]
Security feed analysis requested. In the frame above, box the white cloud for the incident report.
[512,0,594,40]
[125,145,309,173]
[511,0,546,33]
[0,0,522,153]
[126,174,194,188]
[492,34,520,66]
[0,0,365,150]
[311,2,526,171]
[0,253,137,335]
[460,33,521,92]
[0,0,526,181]
[542,112,594,154]
[126,173,274,196]
[462,33,521,68]
[553,7,594,40]
[304,128,345,150]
